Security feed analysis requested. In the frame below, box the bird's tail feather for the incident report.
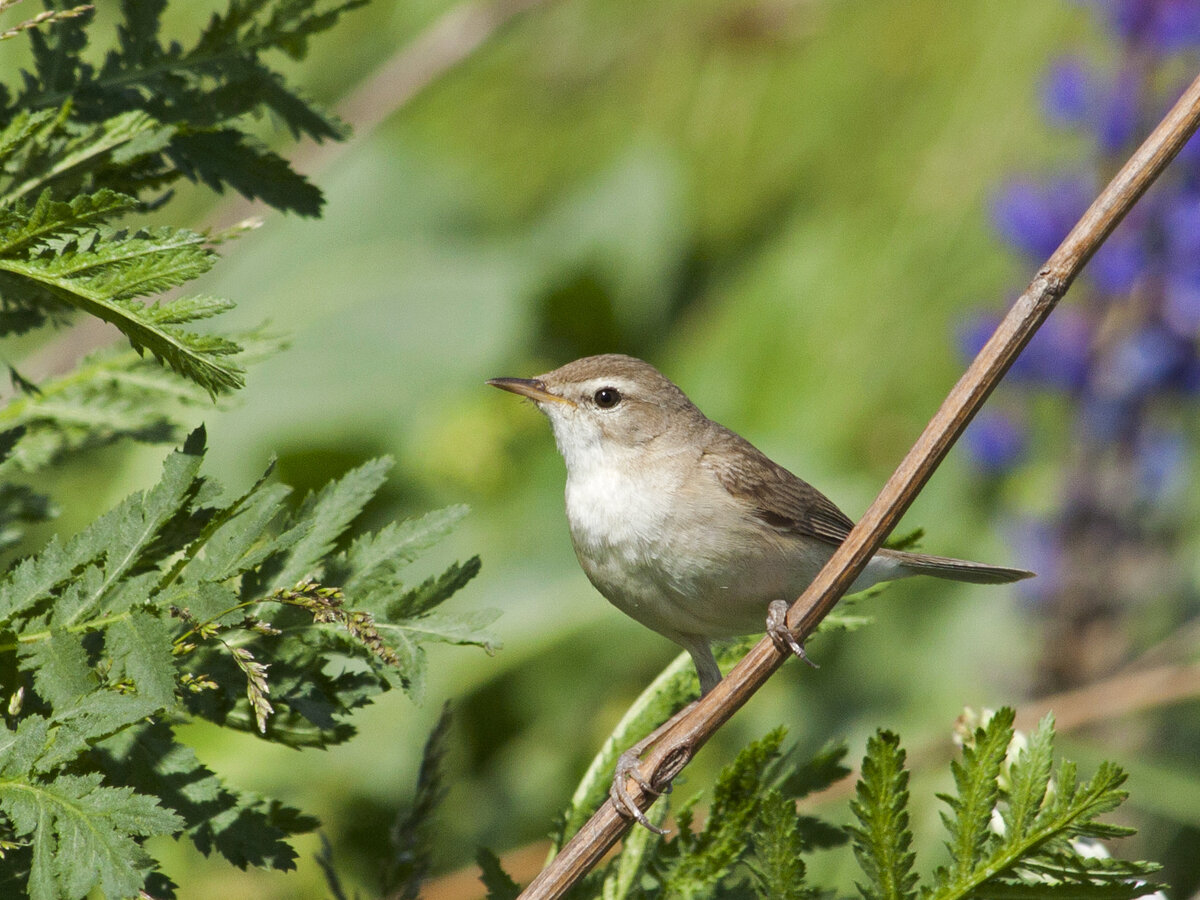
[886,549,1034,585]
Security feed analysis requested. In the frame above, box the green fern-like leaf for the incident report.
[850,730,918,900]
[477,847,521,900]
[936,707,1014,887]
[745,787,816,900]
[385,703,453,899]
[0,429,493,896]
[656,728,788,896]
[0,205,244,394]
[10,0,368,215]
[921,708,1163,900]
[0,110,174,205]
[268,456,393,588]
[0,772,182,900]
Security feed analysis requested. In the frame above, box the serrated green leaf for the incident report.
[477,847,521,900]
[1005,714,1055,841]
[849,730,918,900]
[339,504,470,593]
[158,463,288,588]
[745,787,814,900]
[0,188,137,254]
[167,128,324,217]
[0,111,172,205]
[105,609,178,708]
[658,728,787,896]
[270,456,392,587]
[921,709,1155,900]
[0,231,243,394]
[774,739,852,799]
[0,772,181,900]
[0,716,52,778]
[54,426,207,626]
[37,691,162,774]
[0,534,100,627]
[941,708,1013,885]
[24,628,94,707]
[385,556,483,620]
[385,704,452,898]
[379,606,501,652]
[96,721,314,871]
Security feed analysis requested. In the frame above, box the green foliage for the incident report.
[478,847,522,900]
[0,430,494,898]
[848,731,917,900]
[0,184,243,394]
[0,0,368,554]
[480,708,1160,900]
[0,2,503,898]
[318,704,456,900]
[920,709,1161,900]
[384,703,455,900]
[0,0,367,422]
[8,0,363,215]
[651,727,835,898]
[544,728,849,900]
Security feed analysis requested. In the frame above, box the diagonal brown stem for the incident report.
[518,68,1200,900]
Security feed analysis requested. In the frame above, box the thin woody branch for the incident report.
[519,68,1200,900]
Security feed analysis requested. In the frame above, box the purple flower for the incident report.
[1147,0,1200,51]
[959,309,1093,391]
[1090,218,1147,294]
[1164,192,1200,262]
[1101,0,1200,51]
[1134,426,1188,502]
[1177,111,1200,166]
[1098,66,1142,152]
[1042,58,1094,126]
[1094,324,1193,398]
[1005,517,1062,605]
[1164,271,1200,336]
[964,409,1029,473]
[993,176,1094,260]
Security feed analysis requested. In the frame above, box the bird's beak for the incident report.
[487,377,576,407]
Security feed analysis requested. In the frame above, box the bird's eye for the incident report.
[593,387,622,409]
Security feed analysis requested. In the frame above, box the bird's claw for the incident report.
[767,599,818,668]
[610,749,668,834]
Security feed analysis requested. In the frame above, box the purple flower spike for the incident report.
[1108,0,1157,40]
[957,313,1001,361]
[964,409,1028,473]
[1135,427,1189,503]
[1017,310,1094,389]
[1005,517,1061,605]
[1043,57,1094,126]
[993,177,1093,260]
[1164,192,1200,262]
[1164,272,1200,336]
[960,309,1093,390]
[1096,324,1192,399]
[1177,116,1200,165]
[1098,67,1142,152]
[1149,0,1200,51]
[1090,223,1147,295]
[1102,0,1200,51]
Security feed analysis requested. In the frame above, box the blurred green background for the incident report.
[15,0,1200,897]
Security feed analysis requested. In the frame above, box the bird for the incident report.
[488,353,1033,697]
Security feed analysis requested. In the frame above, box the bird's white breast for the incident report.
[561,438,781,640]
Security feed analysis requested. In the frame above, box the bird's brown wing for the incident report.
[700,424,855,546]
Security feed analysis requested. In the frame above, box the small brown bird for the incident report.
[489,354,1033,695]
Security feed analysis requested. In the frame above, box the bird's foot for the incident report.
[610,748,667,834]
[767,599,818,668]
